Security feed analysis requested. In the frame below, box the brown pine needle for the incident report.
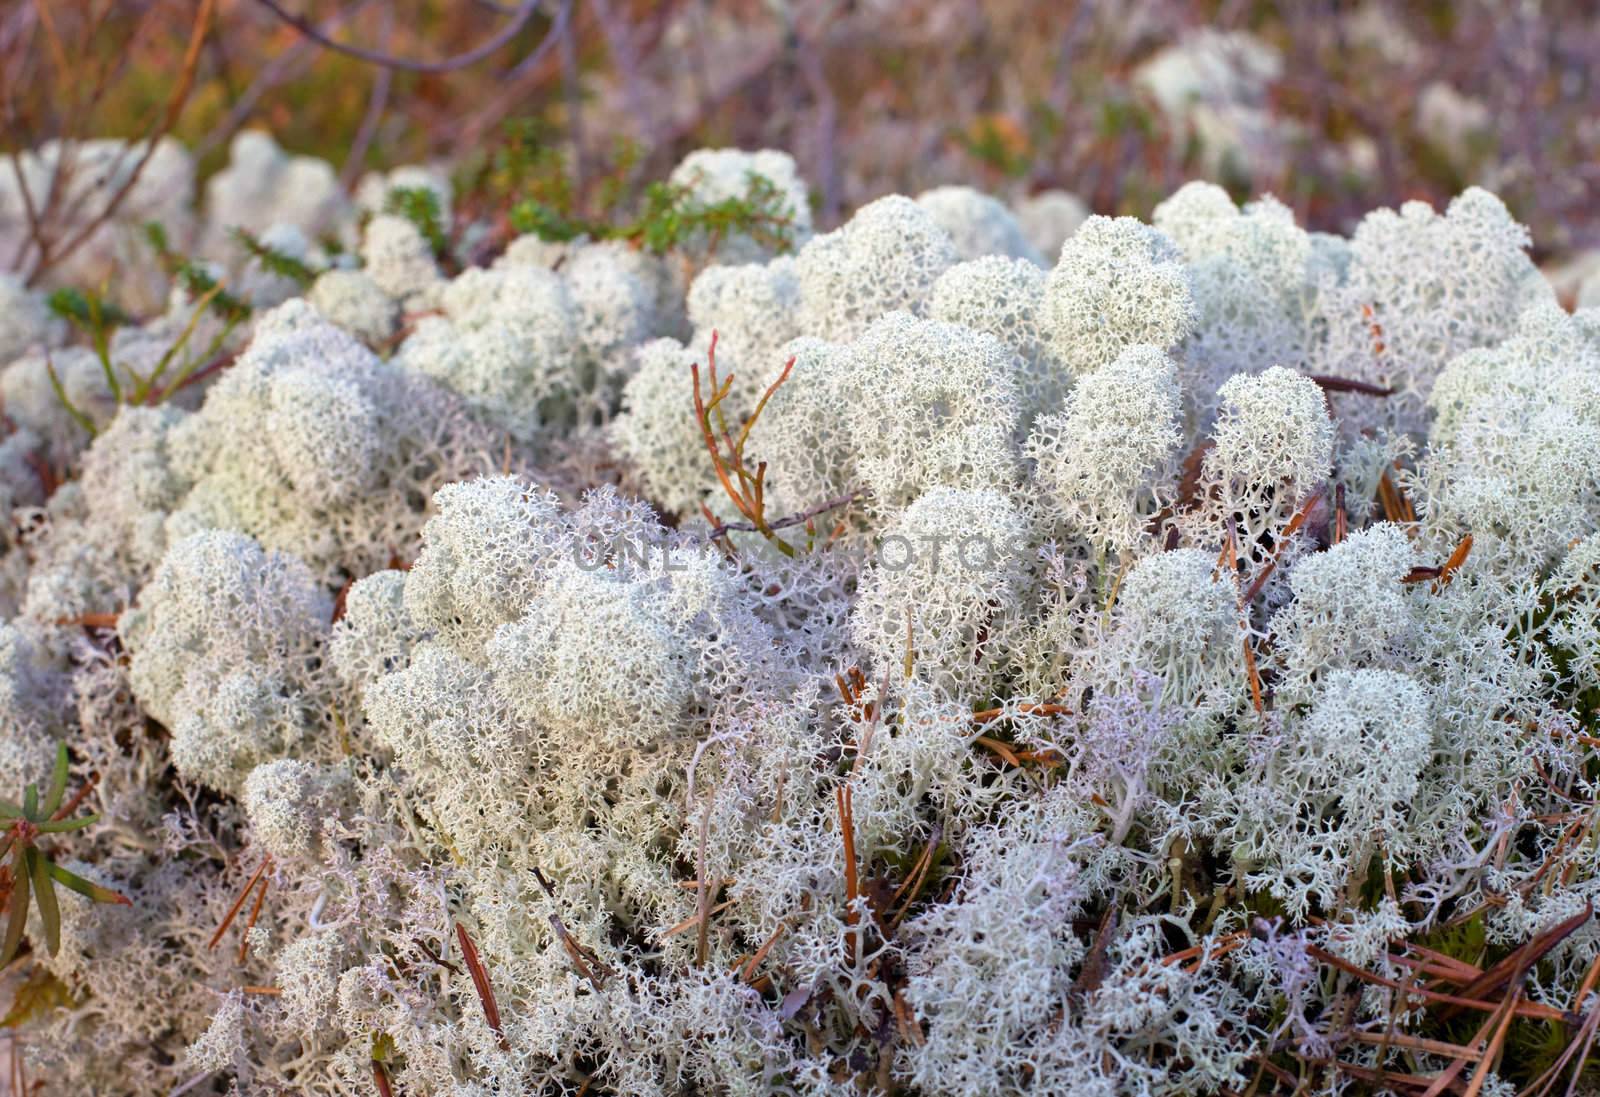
[1464,987,1522,1097]
[1242,634,1264,714]
[1241,485,1326,604]
[1438,534,1473,585]
[695,799,714,968]
[888,828,943,931]
[455,922,509,1051]
[1344,1029,1484,1061]
[1397,465,1417,523]
[208,855,272,951]
[1572,951,1600,1010]
[50,771,101,822]
[57,612,119,630]
[739,922,787,984]
[894,989,925,1047]
[1443,904,1591,1018]
[1378,469,1412,526]
[903,605,915,680]
[1304,944,1567,1024]
[1392,945,1483,985]
[1161,930,1250,970]
[556,927,609,991]
[837,784,859,965]
[1215,525,1237,578]
[1336,1063,1458,1093]
[974,735,1022,767]
[238,870,271,963]
[663,899,735,938]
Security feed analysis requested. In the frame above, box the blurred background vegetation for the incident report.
[3,0,1597,255]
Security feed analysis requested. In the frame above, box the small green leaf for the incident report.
[383,186,449,258]
[26,849,58,956]
[43,744,68,818]
[44,354,98,438]
[0,798,21,819]
[371,1031,397,1062]
[0,964,76,1028]
[35,815,98,834]
[228,227,317,286]
[21,785,37,821]
[46,287,131,331]
[45,861,129,906]
[1,852,30,966]
[142,220,171,258]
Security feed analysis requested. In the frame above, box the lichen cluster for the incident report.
[1,134,1598,1097]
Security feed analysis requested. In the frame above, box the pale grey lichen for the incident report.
[4,169,1600,1097]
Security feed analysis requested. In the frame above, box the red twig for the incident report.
[691,331,801,556]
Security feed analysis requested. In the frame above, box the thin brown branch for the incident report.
[532,866,611,990]
[663,899,734,939]
[338,5,394,189]
[1306,373,1396,397]
[691,331,799,555]
[195,0,378,159]
[249,0,545,74]
[28,0,218,285]
[703,491,860,542]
